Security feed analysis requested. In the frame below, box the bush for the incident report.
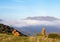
[48,33,60,39]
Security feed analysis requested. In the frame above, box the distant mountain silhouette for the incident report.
[0,19,3,21]
[26,16,60,21]
[14,25,60,36]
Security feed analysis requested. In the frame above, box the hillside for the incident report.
[0,24,27,36]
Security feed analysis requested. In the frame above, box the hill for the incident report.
[0,24,27,36]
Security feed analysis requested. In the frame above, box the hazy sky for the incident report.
[0,0,60,20]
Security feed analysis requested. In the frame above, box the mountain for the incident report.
[26,16,60,21]
[0,19,3,21]
[0,19,4,24]
[0,16,60,36]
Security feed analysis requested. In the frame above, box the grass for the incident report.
[0,34,60,42]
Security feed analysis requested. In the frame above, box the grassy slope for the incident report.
[0,34,60,42]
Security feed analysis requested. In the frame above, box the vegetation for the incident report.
[48,33,60,39]
[0,24,13,34]
[0,33,60,42]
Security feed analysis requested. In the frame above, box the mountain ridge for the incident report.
[26,16,60,21]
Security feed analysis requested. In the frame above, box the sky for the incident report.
[0,0,60,20]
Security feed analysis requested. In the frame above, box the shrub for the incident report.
[48,33,60,39]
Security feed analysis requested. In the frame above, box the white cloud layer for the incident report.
[1,19,60,28]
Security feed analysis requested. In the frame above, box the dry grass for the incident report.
[0,34,60,42]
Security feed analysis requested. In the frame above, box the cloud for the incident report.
[1,16,60,28]
[1,19,60,28]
